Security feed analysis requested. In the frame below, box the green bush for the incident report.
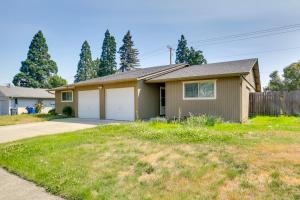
[62,106,73,117]
[34,101,43,113]
[48,109,56,115]
[185,114,222,127]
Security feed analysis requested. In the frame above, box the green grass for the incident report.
[0,114,66,126]
[1,116,300,199]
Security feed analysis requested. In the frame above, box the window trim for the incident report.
[61,91,73,102]
[182,80,217,100]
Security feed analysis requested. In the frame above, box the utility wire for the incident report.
[210,46,300,60]
[140,23,300,60]
[193,28,300,48]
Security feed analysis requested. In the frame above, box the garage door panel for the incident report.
[78,90,100,118]
[106,87,135,121]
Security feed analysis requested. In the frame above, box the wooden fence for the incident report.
[249,90,300,116]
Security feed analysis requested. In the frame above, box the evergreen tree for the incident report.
[99,30,117,76]
[118,31,140,72]
[93,58,101,75]
[74,41,97,83]
[175,35,190,64]
[13,31,59,88]
[266,71,284,91]
[187,47,207,65]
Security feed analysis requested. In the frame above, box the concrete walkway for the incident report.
[0,118,120,143]
[0,168,64,200]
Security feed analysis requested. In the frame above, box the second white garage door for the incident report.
[105,87,135,121]
[78,90,100,118]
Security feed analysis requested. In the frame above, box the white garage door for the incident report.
[78,90,100,118]
[106,87,135,121]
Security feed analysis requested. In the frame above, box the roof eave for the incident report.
[252,60,262,92]
[51,78,138,91]
[137,64,188,80]
[146,72,248,83]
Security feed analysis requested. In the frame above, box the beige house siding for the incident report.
[55,82,138,119]
[244,68,256,89]
[165,77,242,122]
[241,78,256,122]
[55,90,75,115]
[137,80,162,119]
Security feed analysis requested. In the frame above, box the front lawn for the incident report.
[0,114,66,126]
[0,116,300,199]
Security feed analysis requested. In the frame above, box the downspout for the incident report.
[239,76,243,123]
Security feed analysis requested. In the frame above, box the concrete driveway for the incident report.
[0,118,120,143]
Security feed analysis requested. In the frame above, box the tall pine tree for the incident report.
[74,41,97,83]
[13,31,64,88]
[175,35,190,64]
[99,30,117,76]
[118,31,140,72]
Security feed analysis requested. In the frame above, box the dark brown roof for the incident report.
[52,58,261,92]
[147,58,258,82]
[54,64,185,89]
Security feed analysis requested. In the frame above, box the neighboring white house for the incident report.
[0,85,55,115]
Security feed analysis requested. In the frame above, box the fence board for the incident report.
[249,90,300,116]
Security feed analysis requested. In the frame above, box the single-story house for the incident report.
[52,58,261,122]
[0,85,55,115]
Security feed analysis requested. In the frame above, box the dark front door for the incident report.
[160,87,165,115]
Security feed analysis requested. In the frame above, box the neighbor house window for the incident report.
[183,80,216,100]
[61,91,73,102]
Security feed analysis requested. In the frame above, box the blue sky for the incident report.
[1,0,300,87]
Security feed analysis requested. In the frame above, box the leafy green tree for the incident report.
[13,31,58,88]
[99,30,117,76]
[175,35,190,64]
[47,75,67,89]
[187,47,207,65]
[266,71,284,91]
[74,41,97,83]
[118,31,140,72]
[283,61,300,91]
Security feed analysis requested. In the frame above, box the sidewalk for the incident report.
[0,168,64,200]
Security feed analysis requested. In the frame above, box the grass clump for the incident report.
[135,161,155,175]
[184,114,222,127]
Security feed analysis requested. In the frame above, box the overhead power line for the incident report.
[190,24,300,45]
[210,46,300,59]
[140,23,300,61]
[193,28,300,48]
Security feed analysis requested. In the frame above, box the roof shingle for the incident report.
[147,58,258,82]
[0,86,54,99]
[70,64,185,86]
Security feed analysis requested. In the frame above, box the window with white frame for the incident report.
[183,80,216,100]
[61,91,73,102]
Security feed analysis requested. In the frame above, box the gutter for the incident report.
[146,72,249,83]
